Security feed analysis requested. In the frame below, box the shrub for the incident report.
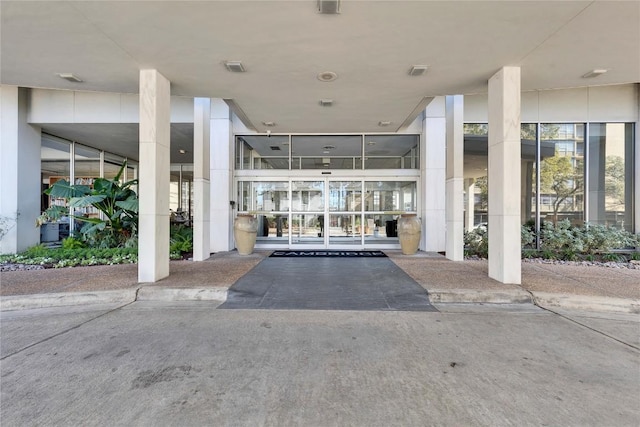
[170,225,193,259]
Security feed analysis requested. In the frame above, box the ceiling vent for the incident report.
[318,0,340,14]
[57,73,83,82]
[582,69,607,78]
[224,61,246,73]
[270,146,281,151]
[378,121,392,127]
[319,99,334,107]
[262,121,276,127]
[408,65,429,76]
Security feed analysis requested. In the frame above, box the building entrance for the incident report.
[237,178,418,250]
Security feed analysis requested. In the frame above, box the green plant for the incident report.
[62,236,85,250]
[170,224,193,258]
[464,227,488,258]
[38,162,138,247]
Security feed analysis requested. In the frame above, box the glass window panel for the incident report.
[364,135,419,169]
[291,181,324,211]
[291,214,324,245]
[463,125,488,229]
[292,135,362,170]
[235,136,289,170]
[74,144,101,219]
[587,123,634,231]
[540,123,584,226]
[256,214,289,244]
[364,214,399,243]
[328,214,362,245]
[41,137,71,213]
[252,182,289,212]
[329,181,362,212]
[104,154,125,181]
[364,181,416,212]
[521,124,537,226]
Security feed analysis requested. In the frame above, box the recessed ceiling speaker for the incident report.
[317,71,338,82]
[318,0,340,14]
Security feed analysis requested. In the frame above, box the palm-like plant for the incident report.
[38,162,138,246]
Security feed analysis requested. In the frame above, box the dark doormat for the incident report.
[270,250,387,258]
[218,257,437,312]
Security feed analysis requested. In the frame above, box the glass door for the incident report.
[291,180,325,247]
[328,180,363,247]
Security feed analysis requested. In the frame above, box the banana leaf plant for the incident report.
[37,162,138,243]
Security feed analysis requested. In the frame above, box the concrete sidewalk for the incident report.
[1,250,639,313]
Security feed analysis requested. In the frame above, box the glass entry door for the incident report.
[291,179,365,248]
[239,178,417,249]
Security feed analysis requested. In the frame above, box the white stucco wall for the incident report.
[464,84,638,123]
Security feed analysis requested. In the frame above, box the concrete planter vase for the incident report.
[234,214,258,255]
[398,214,421,255]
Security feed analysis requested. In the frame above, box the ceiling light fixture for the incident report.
[408,65,429,76]
[317,0,340,14]
[378,121,392,127]
[319,99,334,107]
[57,73,83,82]
[582,69,608,78]
[317,71,338,82]
[224,61,246,73]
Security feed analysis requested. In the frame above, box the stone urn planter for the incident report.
[234,214,258,255]
[397,214,421,255]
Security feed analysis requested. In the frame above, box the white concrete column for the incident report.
[0,86,41,254]
[465,178,475,232]
[634,84,640,235]
[138,70,171,282]
[445,95,464,261]
[193,98,211,261]
[210,99,233,252]
[488,66,521,284]
[421,97,446,252]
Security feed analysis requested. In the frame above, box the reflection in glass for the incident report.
[364,181,416,212]
[256,214,289,244]
[329,181,362,212]
[540,124,584,226]
[291,214,324,244]
[521,124,537,226]
[291,135,362,170]
[74,144,101,219]
[291,181,324,211]
[328,214,362,245]
[254,182,289,212]
[363,214,399,244]
[588,123,634,231]
[235,136,289,170]
[364,135,419,169]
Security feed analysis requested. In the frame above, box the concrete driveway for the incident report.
[1,301,638,426]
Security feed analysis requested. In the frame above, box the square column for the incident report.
[193,98,211,261]
[445,95,464,261]
[0,86,41,254]
[138,70,171,282]
[488,67,521,284]
[421,97,446,252]
[210,99,233,252]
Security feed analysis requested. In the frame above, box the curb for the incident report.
[137,287,228,302]
[531,292,640,314]
[428,289,533,304]
[0,287,229,311]
[0,289,138,311]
